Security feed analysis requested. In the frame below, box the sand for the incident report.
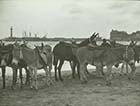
[0,67,140,106]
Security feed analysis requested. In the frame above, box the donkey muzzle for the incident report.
[0,59,7,66]
[129,59,135,64]
[12,58,19,66]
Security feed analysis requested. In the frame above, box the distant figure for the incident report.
[41,43,44,49]
[0,40,4,47]
[20,39,28,47]
[41,42,44,47]
[23,39,28,45]
[71,38,77,45]
[110,40,116,47]
[129,40,137,47]
[59,39,65,43]
[101,39,111,47]
[14,40,19,46]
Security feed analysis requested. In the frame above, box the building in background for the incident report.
[110,29,140,41]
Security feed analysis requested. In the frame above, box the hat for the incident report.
[103,39,106,42]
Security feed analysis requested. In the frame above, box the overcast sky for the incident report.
[0,0,140,39]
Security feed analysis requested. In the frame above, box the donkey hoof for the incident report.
[81,80,87,84]
[46,81,52,86]
[55,78,58,82]
[20,86,23,89]
[35,87,38,90]
[60,78,64,82]
[119,73,123,76]
[11,86,16,90]
[25,81,30,85]
[128,77,134,80]
[30,86,34,89]
[49,81,53,86]
[2,86,6,89]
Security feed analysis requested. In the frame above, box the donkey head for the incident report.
[123,46,135,64]
[11,45,22,66]
[0,44,13,66]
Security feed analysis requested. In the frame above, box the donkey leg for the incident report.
[33,68,38,90]
[106,65,113,85]
[15,69,18,84]
[70,61,76,79]
[85,67,90,75]
[58,60,64,81]
[2,67,6,89]
[29,68,34,89]
[120,63,124,76]
[77,63,80,79]
[100,65,104,76]
[80,63,88,84]
[12,68,17,89]
[96,66,101,77]
[126,63,129,75]
[96,64,104,77]
[128,63,136,80]
[44,66,52,86]
[19,68,23,89]
[54,60,58,81]
[49,65,53,85]
[25,67,30,85]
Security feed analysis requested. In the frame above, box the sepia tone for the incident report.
[0,0,140,106]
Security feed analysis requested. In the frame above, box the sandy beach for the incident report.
[0,66,140,106]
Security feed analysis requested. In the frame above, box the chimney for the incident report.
[10,26,13,38]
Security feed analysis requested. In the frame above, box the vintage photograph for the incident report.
[0,0,140,106]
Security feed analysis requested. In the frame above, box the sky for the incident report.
[0,0,140,39]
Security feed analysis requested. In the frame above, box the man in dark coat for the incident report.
[101,39,111,47]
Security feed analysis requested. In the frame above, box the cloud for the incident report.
[0,0,140,39]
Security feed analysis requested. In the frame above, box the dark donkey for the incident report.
[0,44,29,89]
[53,32,98,81]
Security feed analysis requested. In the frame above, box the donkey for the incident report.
[115,44,140,76]
[53,32,98,81]
[77,46,136,85]
[120,45,140,76]
[11,44,52,90]
[0,44,30,89]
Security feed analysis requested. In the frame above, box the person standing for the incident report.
[129,40,137,47]
[101,39,111,47]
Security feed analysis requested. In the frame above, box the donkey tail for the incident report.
[53,54,58,66]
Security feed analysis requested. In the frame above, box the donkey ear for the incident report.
[95,33,99,36]
[92,32,95,36]
[90,32,97,40]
